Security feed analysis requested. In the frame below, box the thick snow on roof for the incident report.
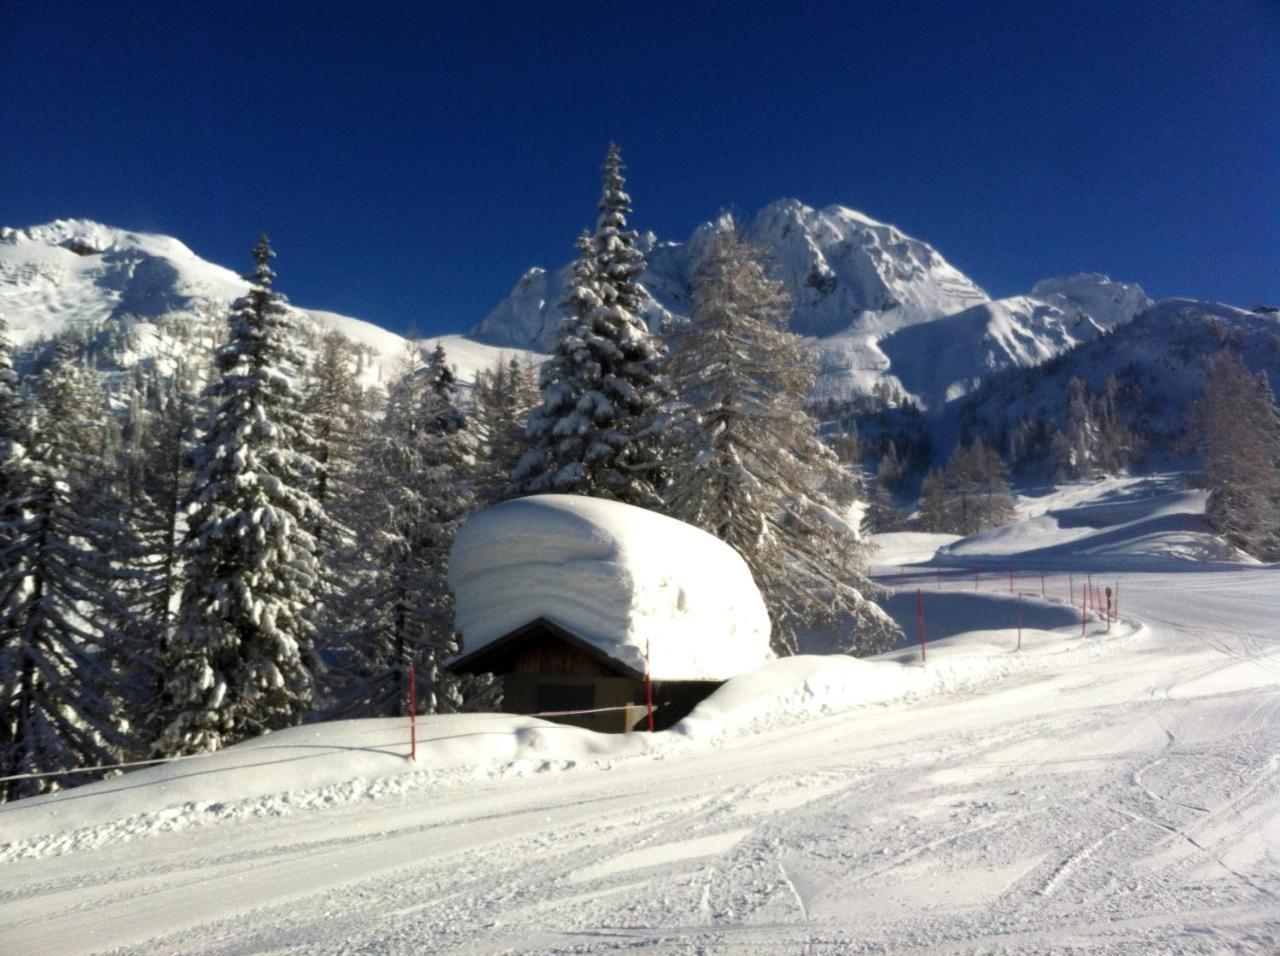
[448,495,772,681]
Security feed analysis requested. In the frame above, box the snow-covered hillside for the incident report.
[473,200,1156,403]
[0,220,541,386]
[1,216,1249,419]
[475,200,990,352]
[3,475,1276,953]
[951,298,1280,451]
[876,291,1105,409]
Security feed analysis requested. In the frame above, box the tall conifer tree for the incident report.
[159,236,324,755]
[116,360,204,743]
[511,144,668,505]
[1195,352,1280,559]
[0,342,140,799]
[916,441,1015,535]
[665,227,900,656]
[331,345,483,715]
[472,355,539,506]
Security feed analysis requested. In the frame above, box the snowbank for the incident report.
[0,599,1139,862]
[0,715,651,853]
[936,477,1254,568]
[677,609,1138,741]
[870,531,961,568]
[448,495,772,680]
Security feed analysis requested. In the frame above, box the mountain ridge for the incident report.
[0,219,540,387]
[471,198,1153,405]
[2,213,1243,419]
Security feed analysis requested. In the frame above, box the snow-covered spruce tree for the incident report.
[0,317,26,797]
[328,344,491,717]
[916,440,1015,536]
[473,355,539,506]
[115,360,205,744]
[0,317,21,552]
[916,467,949,533]
[510,144,669,506]
[298,330,371,675]
[1194,352,1280,560]
[0,340,143,800]
[158,236,324,755]
[1050,375,1144,479]
[301,330,368,522]
[664,226,900,656]
[861,477,906,534]
[876,442,905,491]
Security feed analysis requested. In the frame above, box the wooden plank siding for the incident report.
[447,618,724,733]
[508,632,615,677]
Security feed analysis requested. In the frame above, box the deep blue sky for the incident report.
[3,1,1277,336]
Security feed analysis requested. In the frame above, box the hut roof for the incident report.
[447,494,772,681]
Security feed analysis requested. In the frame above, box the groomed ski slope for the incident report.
[1,476,1277,954]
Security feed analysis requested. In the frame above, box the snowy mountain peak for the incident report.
[0,219,540,386]
[744,200,988,337]
[1030,274,1152,329]
[2,219,207,266]
[473,198,990,349]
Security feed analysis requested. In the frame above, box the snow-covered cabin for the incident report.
[447,495,772,732]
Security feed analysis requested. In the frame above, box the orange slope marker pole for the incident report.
[1017,593,1023,651]
[916,587,927,663]
[645,637,655,733]
[408,665,417,763]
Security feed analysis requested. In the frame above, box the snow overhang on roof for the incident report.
[447,494,773,682]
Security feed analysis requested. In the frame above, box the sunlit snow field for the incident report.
[2,475,1277,954]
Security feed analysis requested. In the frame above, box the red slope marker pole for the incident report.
[916,588,927,663]
[1069,573,1075,605]
[408,665,417,763]
[1087,574,1094,611]
[645,637,655,733]
[1115,581,1120,618]
[1081,592,1087,637]
[1017,593,1023,651]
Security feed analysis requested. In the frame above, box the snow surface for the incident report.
[476,199,989,353]
[448,495,772,680]
[869,530,962,568]
[3,475,1277,954]
[3,217,1169,409]
[471,200,1161,403]
[879,294,1104,409]
[937,475,1255,569]
[0,220,543,387]
[949,299,1280,454]
[1030,272,1152,329]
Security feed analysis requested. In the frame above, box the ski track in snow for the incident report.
[2,557,1278,951]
